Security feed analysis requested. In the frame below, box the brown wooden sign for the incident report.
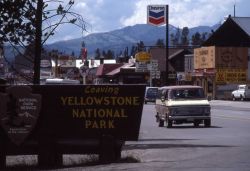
[0,85,145,143]
[194,46,216,69]
[194,46,248,69]
[215,47,248,69]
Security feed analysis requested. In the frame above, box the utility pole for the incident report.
[234,3,236,17]
[165,5,169,85]
[34,0,43,84]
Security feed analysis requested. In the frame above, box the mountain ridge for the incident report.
[45,23,220,57]
[5,23,220,61]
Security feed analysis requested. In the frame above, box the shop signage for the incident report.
[194,46,215,69]
[135,52,151,62]
[40,60,51,68]
[194,46,248,69]
[185,72,192,81]
[215,47,248,69]
[216,68,247,84]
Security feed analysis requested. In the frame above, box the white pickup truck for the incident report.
[231,85,250,101]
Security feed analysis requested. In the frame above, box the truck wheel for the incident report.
[159,119,164,127]
[204,119,211,127]
[232,95,236,101]
[167,120,172,128]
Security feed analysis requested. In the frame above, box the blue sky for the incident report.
[45,0,250,44]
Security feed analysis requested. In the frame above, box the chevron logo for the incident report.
[147,5,167,26]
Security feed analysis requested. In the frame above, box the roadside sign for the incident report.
[135,62,149,72]
[135,52,151,62]
[40,60,51,68]
[216,68,247,84]
[147,5,167,26]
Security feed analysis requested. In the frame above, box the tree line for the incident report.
[97,27,212,61]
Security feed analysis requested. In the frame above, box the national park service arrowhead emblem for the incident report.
[0,86,41,145]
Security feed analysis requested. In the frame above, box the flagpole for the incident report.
[165,5,169,85]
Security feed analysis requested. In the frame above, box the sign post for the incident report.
[147,5,169,85]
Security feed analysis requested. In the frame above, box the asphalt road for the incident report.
[81,100,250,171]
[4,100,250,171]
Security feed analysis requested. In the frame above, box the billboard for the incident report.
[216,68,247,84]
[194,46,215,69]
[147,5,167,26]
[194,46,248,69]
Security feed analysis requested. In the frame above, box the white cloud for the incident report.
[121,0,238,28]
[121,0,167,26]
[75,2,87,8]
[45,0,250,43]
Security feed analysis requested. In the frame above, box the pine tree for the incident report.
[155,39,165,47]
[181,27,189,46]
[95,48,101,59]
[173,27,181,46]
[191,32,202,46]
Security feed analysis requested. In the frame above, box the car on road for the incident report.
[155,85,211,128]
[144,87,158,104]
[231,84,250,101]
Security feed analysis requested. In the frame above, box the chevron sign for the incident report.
[147,5,167,26]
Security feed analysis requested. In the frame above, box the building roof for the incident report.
[203,16,250,47]
[96,63,123,76]
[232,17,250,36]
[106,63,135,76]
[149,47,192,72]
[168,49,185,60]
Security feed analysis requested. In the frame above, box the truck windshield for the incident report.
[170,88,205,100]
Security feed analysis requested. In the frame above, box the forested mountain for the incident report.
[4,23,220,61]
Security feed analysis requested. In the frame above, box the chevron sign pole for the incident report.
[147,5,169,85]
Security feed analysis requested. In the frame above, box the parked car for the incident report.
[144,87,158,104]
[231,85,250,101]
[155,85,211,128]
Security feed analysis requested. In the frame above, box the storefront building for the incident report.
[194,46,248,99]
[193,16,250,99]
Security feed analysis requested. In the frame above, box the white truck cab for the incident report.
[231,85,250,101]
